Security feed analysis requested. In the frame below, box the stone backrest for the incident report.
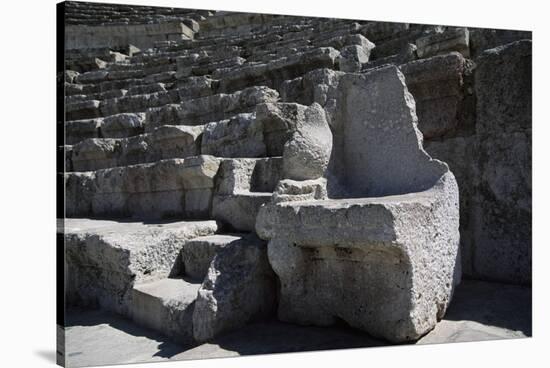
[330,66,447,198]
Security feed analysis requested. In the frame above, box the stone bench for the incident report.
[256,66,461,343]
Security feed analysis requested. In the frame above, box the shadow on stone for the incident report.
[210,318,389,356]
[442,280,532,336]
[66,308,196,359]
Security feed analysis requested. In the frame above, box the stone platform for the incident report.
[62,280,531,367]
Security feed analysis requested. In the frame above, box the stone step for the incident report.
[191,232,276,342]
[180,234,244,280]
[74,62,177,85]
[65,156,220,219]
[213,47,340,94]
[67,101,302,169]
[212,192,272,232]
[130,277,200,345]
[65,76,213,119]
[398,52,472,140]
[65,88,128,105]
[63,217,219,315]
[145,86,279,131]
[176,56,246,80]
[70,124,203,172]
[65,113,146,145]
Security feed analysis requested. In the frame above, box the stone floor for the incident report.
[62,279,531,367]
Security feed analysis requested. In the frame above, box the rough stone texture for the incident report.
[282,103,332,181]
[257,66,461,343]
[211,157,281,231]
[469,28,532,58]
[65,156,221,219]
[63,218,219,315]
[272,178,328,203]
[193,234,276,342]
[180,234,242,280]
[399,52,473,139]
[201,113,265,157]
[424,137,477,276]
[71,125,203,171]
[101,113,146,138]
[131,278,200,345]
[64,279,530,366]
[471,40,532,284]
[65,113,146,145]
[214,47,340,93]
[145,86,279,130]
[61,4,532,353]
[66,21,196,51]
[338,36,375,72]
[416,27,469,58]
[65,117,102,145]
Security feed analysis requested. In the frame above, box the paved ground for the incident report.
[61,280,531,367]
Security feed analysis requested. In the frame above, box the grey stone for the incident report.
[75,70,110,84]
[63,218,219,315]
[469,28,531,57]
[145,86,279,130]
[66,99,101,120]
[338,36,375,72]
[211,156,283,231]
[193,234,276,342]
[127,83,166,96]
[65,156,221,219]
[278,68,344,128]
[71,124,203,171]
[114,116,149,141]
[256,102,310,156]
[416,27,470,58]
[212,193,272,232]
[399,52,472,139]
[65,70,80,84]
[65,117,101,145]
[64,279,530,367]
[282,103,332,181]
[471,40,532,284]
[214,47,340,93]
[424,137,477,276]
[131,277,200,345]
[272,178,328,203]
[201,113,265,158]
[180,234,242,280]
[256,66,461,343]
[66,21,195,51]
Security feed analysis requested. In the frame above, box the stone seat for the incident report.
[256,65,461,343]
[256,184,448,245]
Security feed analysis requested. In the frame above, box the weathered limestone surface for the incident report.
[416,27,470,58]
[63,218,219,315]
[145,86,279,130]
[71,125,203,171]
[65,156,221,219]
[399,52,473,139]
[180,234,242,280]
[201,113,264,157]
[65,113,146,145]
[281,103,332,181]
[61,3,531,349]
[193,234,276,342]
[130,278,200,345]
[212,158,283,231]
[471,40,532,284]
[66,21,196,51]
[257,66,461,342]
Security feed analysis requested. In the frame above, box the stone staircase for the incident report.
[61,1,531,346]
